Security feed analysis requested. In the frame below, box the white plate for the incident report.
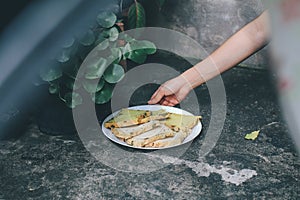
[101,105,202,150]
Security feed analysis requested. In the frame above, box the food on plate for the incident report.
[104,109,151,128]
[104,107,201,148]
[126,124,175,147]
[149,109,171,120]
[111,120,160,140]
[163,113,202,131]
[104,109,170,129]
[145,129,192,148]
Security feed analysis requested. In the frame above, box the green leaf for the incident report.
[123,42,132,58]
[93,84,113,104]
[109,47,122,63]
[102,27,119,42]
[32,74,46,86]
[57,49,71,63]
[64,92,83,108]
[128,1,146,29]
[80,29,95,46]
[123,43,147,64]
[245,130,260,140]
[123,40,156,64]
[62,37,75,48]
[83,78,105,93]
[95,39,109,51]
[57,43,79,63]
[128,51,147,64]
[39,65,62,82]
[85,57,108,79]
[103,64,125,83]
[129,40,156,54]
[57,38,78,62]
[97,12,117,28]
[49,83,60,94]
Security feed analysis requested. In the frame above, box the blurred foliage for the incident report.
[38,11,156,108]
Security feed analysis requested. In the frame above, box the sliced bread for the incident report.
[162,113,201,131]
[125,125,175,147]
[145,129,192,148]
[111,120,160,140]
[104,109,151,128]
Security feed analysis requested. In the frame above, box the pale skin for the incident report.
[148,11,271,106]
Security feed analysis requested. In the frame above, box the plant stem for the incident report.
[58,92,66,103]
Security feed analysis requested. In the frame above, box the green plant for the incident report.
[127,0,166,29]
[39,11,156,108]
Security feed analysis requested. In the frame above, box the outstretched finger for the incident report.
[148,87,165,104]
[159,97,176,107]
[160,99,171,106]
[164,95,180,105]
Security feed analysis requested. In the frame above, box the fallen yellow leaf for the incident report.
[245,130,260,140]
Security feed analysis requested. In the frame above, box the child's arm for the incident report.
[148,11,270,106]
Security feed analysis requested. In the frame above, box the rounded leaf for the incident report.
[32,74,47,86]
[57,49,71,63]
[64,92,83,108]
[62,37,75,48]
[97,12,117,28]
[128,50,147,64]
[138,40,157,54]
[40,66,62,82]
[130,40,156,55]
[49,83,60,94]
[109,47,122,64]
[102,27,119,42]
[80,29,95,46]
[83,78,105,93]
[57,43,78,63]
[123,42,132,59]
[103,64,125,83]
[111,47,122,58]
[92,84,113,104]
[95,38,109,51]
[85,57,108,79]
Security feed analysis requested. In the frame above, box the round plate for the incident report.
[101,105,202,150]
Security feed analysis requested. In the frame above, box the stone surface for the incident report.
[0,66,299,199]
[146,0,269,69]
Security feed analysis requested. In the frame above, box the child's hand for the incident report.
[148,75,192,106]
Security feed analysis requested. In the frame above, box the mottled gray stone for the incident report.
[147,0,269,68]
[0,66,299,199]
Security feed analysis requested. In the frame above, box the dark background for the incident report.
[0,1,33,32]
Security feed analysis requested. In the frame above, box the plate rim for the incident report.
[101,105,202,150]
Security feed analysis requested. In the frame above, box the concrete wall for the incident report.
[147,0,269,68]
